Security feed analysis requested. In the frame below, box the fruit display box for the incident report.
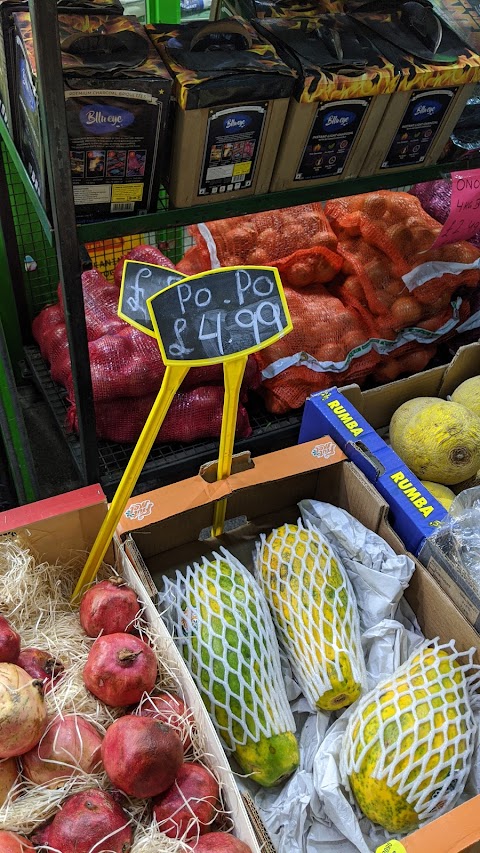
[300,341,480,632]
[0,483,261,853]
[116,437,480,852]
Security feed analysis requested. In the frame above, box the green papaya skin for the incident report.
[234,731,299,787]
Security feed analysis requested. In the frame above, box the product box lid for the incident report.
[298,387,448,556]
[254,15,398,101]
[14,12,172,80]
[431,0,480,54]
[147,16,296,109]
[231,0,343,18]
[350,1,480,90]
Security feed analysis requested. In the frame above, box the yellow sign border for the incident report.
[146,265,293,367]
[118,260,187,338]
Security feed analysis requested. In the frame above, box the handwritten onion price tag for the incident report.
[432,169,480,248]
[147,265,292,366]
[119,260,186,336]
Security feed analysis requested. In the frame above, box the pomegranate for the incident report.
[153,762,219,840]
[47,789,133,853]
[194,832,253,852]
[17,648,65,693]
[22,713,103,787]
[83,633,157,707]
[79,577,141,637]
[136,691,193,750]
[101,715,183,798]
[0,664,47,757]
[0,616,20,663]
[0,830,34,852]
[0,758,19,805]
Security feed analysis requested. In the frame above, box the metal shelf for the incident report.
[25,345,302,501]
[3,113,480,244]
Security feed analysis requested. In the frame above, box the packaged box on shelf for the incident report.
[300,342,480,628]
[354,3,480,175]
[147,17,296,207]
[431,0,480,53]
[254,15,396,190]
[216,0,342,19]
[0,0,123,139]
[116,437,480,853]
[0,483,261,853]
[14,13,172,218]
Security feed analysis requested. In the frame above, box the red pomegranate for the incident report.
[0,616,20,663]
[153,762,219,840]
[101,714,183,798]
[21,713,103,787]
[194,832,253,852]
[0,664,47,758]
[0,830,35,852]
[136,691,193,750]
[17,648,65,693]
[47,789,133,853]
[79,578,141,637]
[83,633,157,707]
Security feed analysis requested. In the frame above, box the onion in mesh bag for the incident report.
[342,640,480,833]
[160,548,299,787]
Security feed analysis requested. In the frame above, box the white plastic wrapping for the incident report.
[426,486,480,596]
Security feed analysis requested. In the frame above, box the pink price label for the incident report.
[432,169,480,248]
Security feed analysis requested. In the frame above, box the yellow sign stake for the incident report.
[212,354,248,537]
[71,364,189,601]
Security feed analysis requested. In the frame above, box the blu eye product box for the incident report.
[14,13,172,218]
[147,17,296,208]
[0,0,123,140]
[353,1,480,175]
[255,15,397,191]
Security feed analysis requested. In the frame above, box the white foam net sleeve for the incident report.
[254,518,367,713]
[342,638,480,828]
[159,547,295,751]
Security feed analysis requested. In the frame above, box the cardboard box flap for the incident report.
[0,484,110,565]
[117,438,346,536]
[399,793,480,852]
[438,341,480,398]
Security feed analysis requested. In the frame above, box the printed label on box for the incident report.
[111,183,144,202]
[296,99,371,181]
[73,184,112,205]
[198,103,267,196]
[381,88,456,169]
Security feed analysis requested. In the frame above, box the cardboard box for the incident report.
[300,342,480,629]
[116,436,480,852]
[354,4,480,175]
[14,12,172,217]
[255,15,395,190]
[0,0,123,137]
[0,482,261,853]
[147,17,296,207]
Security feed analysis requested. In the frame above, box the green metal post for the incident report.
[146,0,180,23]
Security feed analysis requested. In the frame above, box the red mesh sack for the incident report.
[255,283,381,413]
[113,244,176,288]
[176,245,211,276]
[66,385,252,445]
[32,303,65,363]
[372,343,438,385]
[57,269,125,341]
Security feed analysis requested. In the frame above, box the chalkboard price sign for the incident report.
[147,266,292,366]
[119,260,186,336]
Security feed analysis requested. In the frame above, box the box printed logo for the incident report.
[311,441,336,460]
[125,499,154,522]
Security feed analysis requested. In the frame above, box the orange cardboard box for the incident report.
[116,438,480,852]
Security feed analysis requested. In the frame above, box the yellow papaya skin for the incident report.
[234,731,300,787]
[347,649,471,833]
